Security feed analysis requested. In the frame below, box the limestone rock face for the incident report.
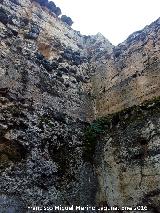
[94,99,160,212]
[0,0,100,210]
[0,0,160,212]
[92,18,160,117]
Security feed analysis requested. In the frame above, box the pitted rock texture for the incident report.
[0,0,107,210]
[94,99,160,212]
[0,0,160,212]
[91,18,160,117]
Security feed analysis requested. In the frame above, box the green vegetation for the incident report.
[83,96,160,163]
[83,118,108,162]
[39,116,54,128]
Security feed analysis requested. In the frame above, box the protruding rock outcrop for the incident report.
[91,18,160,117]
[61,15,73,26]
[47,1,61,16]
[34,0,62,16]
[0,0,160,212]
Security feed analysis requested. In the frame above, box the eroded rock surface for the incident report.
[93,99,160,212]
[0,0,106,210]
[0,0,160,212]
[91,18,160,117]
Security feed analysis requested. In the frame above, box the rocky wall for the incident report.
[92,98,160,212]
[0,0,101,211]
[92,18,160,117]
[0,0,160,212]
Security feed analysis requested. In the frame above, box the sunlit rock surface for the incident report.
[0,0,160,212]
[91,18,160,117]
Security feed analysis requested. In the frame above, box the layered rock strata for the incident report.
[91,18,160,117]
[0,0,160,212]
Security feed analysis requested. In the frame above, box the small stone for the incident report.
[113,48,121,58]
[62,49,73,61]
[61,15,73,26]
[1,52,6,58]
[47,1,61,16]
[58,66,69,73]
[9,15,21,27]
[0,8,9,25]
[41,59,53,72]
[56,71,62,77]
[10,0,20,5]
[65,82,70,88]
[69,67,77,74]
[35,0,48,6]
[76,75,84,82]
[0,88,8,96]
[25,25,40,40]
[0,67,6,76]
[10,28,18,37]
[72,54,81,65]
[70,76,77,84]
[35,52,44,61]
[51,60,58,69]
[25,32,38,39]
[54,7,61,16]
[0,123,8,130]
[20,17,29,27]
[57,76,64,83]
[57,56,63,63]
[47,1,56,10]
[53,112,66,123]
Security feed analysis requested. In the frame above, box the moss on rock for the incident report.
[83,96,160,163]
